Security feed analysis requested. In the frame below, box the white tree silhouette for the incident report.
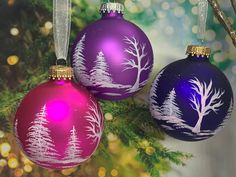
[85,100,103,144]
[153,89,188,129]
[26,105,59,164]
[63,126,84,164]
[149,69,165,117]
[189,78,225,133]
[90,51,113,86]
[161,88,182,118]
[73,34,91,85]
[123,36,151,93]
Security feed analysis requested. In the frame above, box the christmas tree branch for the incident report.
[101,100,192,176]
[208,0,236,47]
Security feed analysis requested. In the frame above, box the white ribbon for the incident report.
[53,0,71,62]
[197,0,209,41]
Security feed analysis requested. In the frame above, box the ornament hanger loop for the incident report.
[197,0,208,43]
[53,0,71,64]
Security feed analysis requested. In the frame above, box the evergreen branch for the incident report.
[0,115,11,133]
[100,99,191,176]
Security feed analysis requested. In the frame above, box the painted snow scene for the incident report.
[14,102,103,169]
[72,34,152,100]
[150,73,233,141]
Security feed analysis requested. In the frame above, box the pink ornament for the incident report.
[14,66,104,169]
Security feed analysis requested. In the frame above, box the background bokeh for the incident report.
[0,0,235,177]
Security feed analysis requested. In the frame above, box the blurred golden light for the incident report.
[8,0,15,6]
[98,167,106,177]
[145,147,155,156]
[139,140,149,149]
[0,131,5,138]
[7,55,19,65]
[107,133,118,142]
[44,21,53,30]
[1,151,9,157]
[140,172,151,177]
[10,27,19,36]
[111,169,118,177]
[40,27,50,36]
[61,168,74,176]
[105,113,113,121]
[21,156,34,165]
[8,157,19,169]
[0,159,7,167]
[14,168,24,177]
[1,142,11,153]
[24,164,32,173]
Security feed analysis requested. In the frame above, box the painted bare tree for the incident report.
[73,34,90,85]
[123,36,151,93]
[150,69,165,117]
[189,78,225,133]
[161,88,182,119]
[63,126,84,163]
[90,51,113,87]
[26,105,59,164]
[85,100,103,144]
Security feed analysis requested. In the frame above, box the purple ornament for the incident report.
[149,46,234,141]
[71,2,153,101]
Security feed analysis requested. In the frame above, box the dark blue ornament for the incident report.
[149,46,234,141]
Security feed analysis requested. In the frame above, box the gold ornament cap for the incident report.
[49,65,73,80]
[100,2,125,14]
[186,45,211,58]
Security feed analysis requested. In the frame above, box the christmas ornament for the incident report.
[149,45,234,141]
[72,2,153,100]
[14,0,104,169]
[14,66,104,169]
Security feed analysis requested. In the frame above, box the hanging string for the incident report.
[53,0,71,64]
[197,0,208,43]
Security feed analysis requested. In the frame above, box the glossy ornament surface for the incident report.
[149,46,234,141]
[14,66,104,169]
[71,2,153,100]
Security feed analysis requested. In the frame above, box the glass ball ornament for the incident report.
[14,66,104,169]
[71,2,153,101]
[149,45,234,141]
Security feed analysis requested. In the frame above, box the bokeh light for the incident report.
[10,27,19,36]
[7,55,19,65]
[8,158,19,169]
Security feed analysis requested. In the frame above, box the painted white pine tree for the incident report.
[90,51,113,87]
[161,88,182,118]
[63,126,84,163]
[26,105,59,164]
[122,36,151,93]
[85,100,103,144]
[73,34,91,86]
[149,69,165,117]
[189,78,225,133]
